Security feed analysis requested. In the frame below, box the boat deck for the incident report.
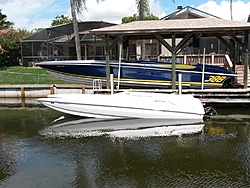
[95,88,250,107]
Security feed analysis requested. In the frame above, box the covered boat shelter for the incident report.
[89,18,250,89]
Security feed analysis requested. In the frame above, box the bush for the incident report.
[0,28,31,69]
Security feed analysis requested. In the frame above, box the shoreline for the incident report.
[0,84,87,98]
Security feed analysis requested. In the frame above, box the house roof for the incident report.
[161,6,221,20]
[89,18,250,39]
[22,21,116,42]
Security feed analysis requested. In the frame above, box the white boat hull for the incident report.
[37,91,205,120]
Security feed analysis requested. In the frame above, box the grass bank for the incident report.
[0,66,70,85]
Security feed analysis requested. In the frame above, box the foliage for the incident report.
[32,28,44,33]
[0,29,20,68]
[0,28,32,69]
[136,0,150,20]
[51,15,73,26]
[248,14,250,22]
[134,0,175,21]
[0,10,33,69]
[0,9,14,29]
[122,13,159,23]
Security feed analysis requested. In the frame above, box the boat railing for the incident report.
[93,79,102,90]
[158,54,230,69]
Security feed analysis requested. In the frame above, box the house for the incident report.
[115,6,243,68]
[89,7,250,87]
[158,6,236,66]
[21,21,116,67]
[161,6,228,55]
[21,6,249,70]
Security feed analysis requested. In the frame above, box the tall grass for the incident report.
[0,66,70,84]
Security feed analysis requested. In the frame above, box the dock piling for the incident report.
[244,52,249,89]
[178,74,182,95]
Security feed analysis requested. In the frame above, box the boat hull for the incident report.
[36,60,237,89]
[37,92,205,120]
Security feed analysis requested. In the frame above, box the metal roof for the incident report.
[22,21,116,42]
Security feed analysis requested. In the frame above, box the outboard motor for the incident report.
[204,106,218,119]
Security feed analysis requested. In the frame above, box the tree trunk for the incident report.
[230,0,233,20]
[70,0,81,60]
[139,6,146,60]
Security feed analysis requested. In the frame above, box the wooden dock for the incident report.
[178,88,250,107]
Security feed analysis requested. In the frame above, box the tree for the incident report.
[247,14,250,22]
[70,0,99,60]
[136,0,150,60]
[144,13,159,21]
[135,0,175,59]
[31,28,44,33]
[51,15,73,26]
[230,0,233,20]
[0,28,32,69]
[136,0,150,21]
[122,13,159,24]
[0,9,14,29]
[0,10,32,68]
[0,10,14,68]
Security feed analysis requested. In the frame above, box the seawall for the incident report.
[0,84,87,98]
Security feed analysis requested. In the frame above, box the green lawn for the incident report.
[0,66,70,84]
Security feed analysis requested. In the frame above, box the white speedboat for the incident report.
[37,91,205,120]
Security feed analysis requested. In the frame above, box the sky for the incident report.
[0,0,250,31]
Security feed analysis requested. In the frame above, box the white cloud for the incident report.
[197,0,250,22]
[0,0,250,31]
[149,0,168,19]
[76,0,168,24]
[76,0,137,24]
[1,0,56,30]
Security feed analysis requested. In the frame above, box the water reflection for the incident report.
[0,98,41,108]
[40,117,205,139]
[0,108,250,188]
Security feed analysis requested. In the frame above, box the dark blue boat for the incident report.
[36,60,237,89]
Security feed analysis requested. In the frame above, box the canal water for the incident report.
[0,107,250,188]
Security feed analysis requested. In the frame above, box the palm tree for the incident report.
[230,0,233,20]
[135,0,175,60]
[136,0,149,60]
[136,0,150,21]
[0,9,14,29]
[70,0,99,60]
